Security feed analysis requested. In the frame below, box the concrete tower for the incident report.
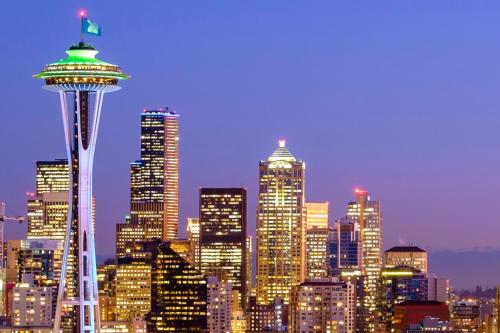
[35,34,129,332]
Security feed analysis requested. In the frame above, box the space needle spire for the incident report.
[34,12,129,333]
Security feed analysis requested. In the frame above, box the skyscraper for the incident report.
[27,160,69,240]
[327,218,362,274]
[129,108,179,241]
[256,140,305,305]
[347,188,382,332]
[145,241,207,332]
[199,188,247,310]
[304,202,329,279]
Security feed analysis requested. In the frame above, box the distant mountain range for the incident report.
[429,249,500,291]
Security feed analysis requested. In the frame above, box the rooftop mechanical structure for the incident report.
[35,42,129,333]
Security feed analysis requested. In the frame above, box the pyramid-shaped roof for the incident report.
[268,140,296,162]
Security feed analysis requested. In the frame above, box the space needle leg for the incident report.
[54,91,74,333]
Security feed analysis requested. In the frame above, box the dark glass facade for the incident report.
[145,241,207,332]
[199,188,247,310]
[327,218,361,274]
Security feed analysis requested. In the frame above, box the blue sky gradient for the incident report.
[2,1,500,288]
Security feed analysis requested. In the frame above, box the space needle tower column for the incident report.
[34,20,129,333]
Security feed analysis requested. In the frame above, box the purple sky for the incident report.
[2,1,500,288]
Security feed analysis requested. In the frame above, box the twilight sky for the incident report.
[2,1,500,288]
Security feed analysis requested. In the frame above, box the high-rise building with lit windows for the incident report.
[187,217,201,269]
[35,160,69,195]
[115,217,145,259]
[17,239,63,288]
[256,141,305,305]
[10,283,53,327]
[170,239,196,266]
[145,241,207,332]
[290,278,354,333]
[27,160,70,240]
[327,218,362,274]
[129,108,179,241]
[304,202,329,279]
[384,246,427,274]
[200,188,247,311]
[27,192,69,240]
[207,276,232,333]
[347,188,382,332]
[115,252,151,322]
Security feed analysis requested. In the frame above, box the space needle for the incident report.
[34,12,129,333]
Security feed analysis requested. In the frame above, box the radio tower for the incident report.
[34,14,129,333]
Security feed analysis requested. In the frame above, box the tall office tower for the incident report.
[145,241,207,332]
[290,278,354,333]
[347,188,382,332]
[256,141,305,305]
[305,202,329,279]
[27,192,69,240]
[36,36,129,333]
[207,276,232,333]
[327,218,362,274]
[187,217,201,269]
[10,283,53,327]
[27,159,70,240]
[115,251,151,322]
[384,246,428,273]
[200,188,247,311]
[129,108,179,241]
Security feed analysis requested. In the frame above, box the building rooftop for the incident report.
[268,140,296,162]
[385,246,426,253]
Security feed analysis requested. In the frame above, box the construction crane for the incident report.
[0,202,23,316]
[0,202,24,270]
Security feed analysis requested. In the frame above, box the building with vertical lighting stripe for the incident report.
[347,189,382,332]
[256,140,305,305]
[304,202,329,279]
[199,188,247,311]
[129,108,179,241]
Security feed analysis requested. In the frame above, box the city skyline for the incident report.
[3,1,500,290]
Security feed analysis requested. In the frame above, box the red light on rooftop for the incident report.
[354,187,368,195]
[79,10,86,17]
